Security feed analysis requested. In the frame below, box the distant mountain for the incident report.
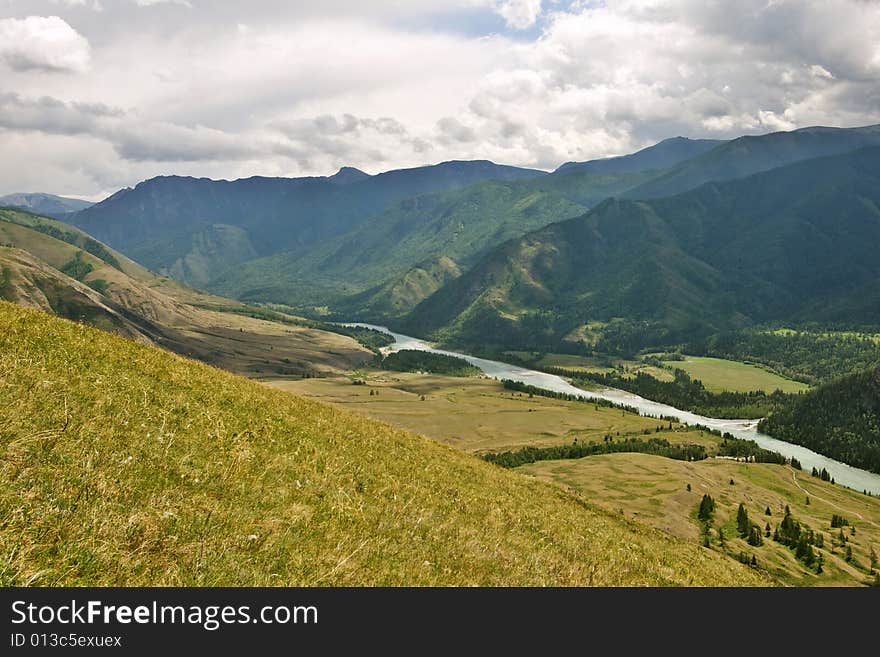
[340,255,463,320]
[759,367,880,474]
[626,124,880,199]
[209,165,668,314]
[67,160,545,287]
[402,147,880,351]
[554,137,724,176]
[58,122,880,322]
[210,179,585,313]
[0,192,92,217]
[192,124,880,315]
[329,166,371,184]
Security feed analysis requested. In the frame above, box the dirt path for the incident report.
[790,471,879,529]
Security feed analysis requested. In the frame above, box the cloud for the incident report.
[0,92,117,134]
[134,0,192,7]
[0,15,91,73]
[0,92,255,163]
[271,113,431,170]
[491,0,543,29]
[436,117,478,144]
[1,1,880,197]
[446,0,880,166]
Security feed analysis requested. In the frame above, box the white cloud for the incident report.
[0,15,91,73]
[1,1,880,196]
[134,0,192,7]
[492,0,543,29]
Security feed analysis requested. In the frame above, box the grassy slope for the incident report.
[0,209,373,376]
[0,247,150,342]
[271,372,684,454]
[520,454,880,586]
[0,302,767,586]
[663,356,809,394]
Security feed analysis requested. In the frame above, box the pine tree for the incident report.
[696,494,715,522]
[870,546,877,571]
[736,503,750,537]
[765,522,771,537]
[765,506,772,516]
[748,526,763,547]
[845,545,853,562]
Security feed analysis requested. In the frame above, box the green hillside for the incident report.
[211,169,663,314]
[209,180,587,310]
[759,367,880,474]
[404,147,880,353]
[0,302,768,586]
[68,162,546,288]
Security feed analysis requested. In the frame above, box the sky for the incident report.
[1,0,879,200]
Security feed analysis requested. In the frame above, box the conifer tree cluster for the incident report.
[736,503,764,547]
[773,507,823,572]
[830,514,850,528]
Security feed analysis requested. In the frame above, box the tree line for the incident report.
[758,367,880,474]
[378,350,480,377]
[482,437,709,469]
[557,367,793,420]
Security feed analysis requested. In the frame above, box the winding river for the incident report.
[347,323,880,495]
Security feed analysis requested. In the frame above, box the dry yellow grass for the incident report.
[0,302,769,586]
[272,372,683,454]
[520,454,880,586]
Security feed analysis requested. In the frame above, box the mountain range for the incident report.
[65,161,544,287]
[402,146,880,350]
[0,192,92,217]
[9,122,880,357]
[4,123,880,586]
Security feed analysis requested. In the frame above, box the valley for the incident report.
[275,345,880,586]
[0,301,769,587]
[4,122,880,588]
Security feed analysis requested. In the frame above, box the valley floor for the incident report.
[272,370,880,587]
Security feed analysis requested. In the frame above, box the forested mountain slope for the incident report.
[403,147,880,351]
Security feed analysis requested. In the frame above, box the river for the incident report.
[346,323,880,495]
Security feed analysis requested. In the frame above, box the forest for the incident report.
[759,367,880,474]
[378,350,481,376]
[567,368,794,419]
[692,328,880,384]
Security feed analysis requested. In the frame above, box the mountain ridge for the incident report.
[402,146,880,351]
